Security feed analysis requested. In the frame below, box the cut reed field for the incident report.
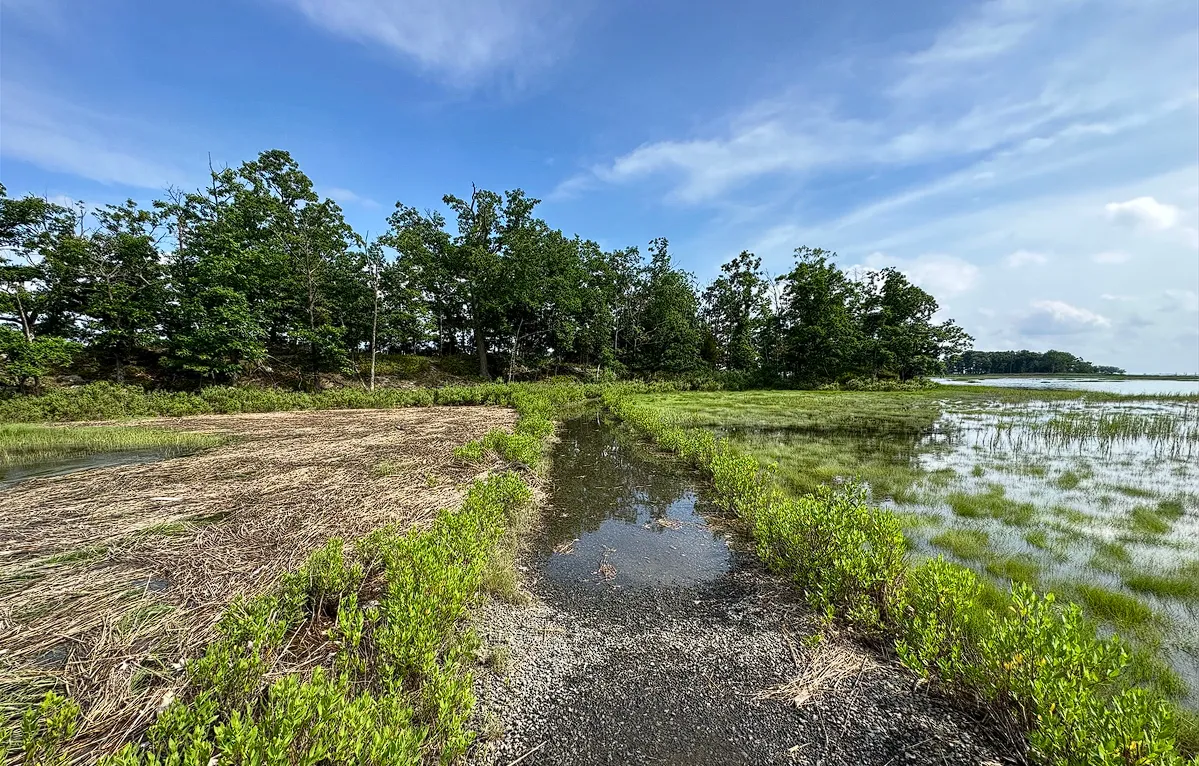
[1,406,516,761]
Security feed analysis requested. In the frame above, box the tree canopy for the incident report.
[1,151,994,389]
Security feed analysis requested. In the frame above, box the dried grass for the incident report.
[0,406,516,761]
[757,641,878,708]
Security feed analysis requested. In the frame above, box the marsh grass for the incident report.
[0,424,223,467]
[945,485,1037,525]
[1054,470,1083,490]
[1065,583,1159,631]
[1129,505,1176,536]
[984,555,1042,586]
[1123,561,1199,602]
[609,391,1191,762]
[930,529,990,561]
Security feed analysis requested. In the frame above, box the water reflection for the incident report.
[540,418,732,588]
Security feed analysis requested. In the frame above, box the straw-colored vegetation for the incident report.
[2,406,518,761]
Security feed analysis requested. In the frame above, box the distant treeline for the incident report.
[946,350,1124,375]
[1,149,971,392]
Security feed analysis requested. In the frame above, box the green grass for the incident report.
[984,555,1042,585]
[1123,561,1199,601]
[610,390,1191,761]
[930,529,991,561]
[1067,583,1158,631]
[1113,483,1156,500]
[1054,470,1083,490]
[1088,540,1132,573]
[1128,505,1176,537]
[945,485,1037,525]
[0,424,223,467]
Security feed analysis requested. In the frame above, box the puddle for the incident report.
[536,417,734,591]
[475,416,1011,765]
[0,449,182,489]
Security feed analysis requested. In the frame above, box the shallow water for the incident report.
[934,376,1199,395]
[536,416,735,590]
[727,396,1199,705]
[0,449,179,489]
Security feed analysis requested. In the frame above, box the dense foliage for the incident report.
[3,151,974,389]
[948,349,1125,375]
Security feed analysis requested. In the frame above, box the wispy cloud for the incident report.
[1104,196,1181,230]
[0,82,186,189]
[321,186,381,209]
[1021,300,1111,335]
[1092,250,1131,264]
[560,0,1197,204]
[1004,249,1048,268]
[275,0,583,85]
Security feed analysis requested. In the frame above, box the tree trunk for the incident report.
[474,318,489,378]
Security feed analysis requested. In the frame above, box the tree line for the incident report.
[946,350,1124,376]
[2,149,974,392]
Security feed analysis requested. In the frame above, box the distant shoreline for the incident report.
[940,373,1199,381]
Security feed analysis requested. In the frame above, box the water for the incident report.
[0,449,179,489]
[934,376,1199,396]
[536,416,735,590]
[726,397,1199,705]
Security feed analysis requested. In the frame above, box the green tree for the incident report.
[775,247,860,383]
[637,238,702,373]
[78,201,169,382]
[0,328,79,392]
[702,251,768,372]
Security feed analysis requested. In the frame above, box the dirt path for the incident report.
[0,406,514,759]
[469,419,1016,766]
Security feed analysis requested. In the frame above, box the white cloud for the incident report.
[1100,293,1136,301]
[562,0,1198,204]
[1004,249,1047,267]
[321,186,380,209]
[1104,196,1182,230]
[858,252,981,298]
[1092,250,1131,264]
[276,0,579,84]
[0,82,185,189]
[1021,300,1111,334]
[1163,289,1199,312]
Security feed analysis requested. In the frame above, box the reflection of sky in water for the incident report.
[720,397,1199,703]
[539,419,732,589]
[904,399,1199,704]
[933,376,1199,396]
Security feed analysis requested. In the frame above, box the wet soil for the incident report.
[471,418,1017,766]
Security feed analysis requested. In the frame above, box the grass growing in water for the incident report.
[1123,561,1199,602]
[945,484,1037,525]
[609,391,1193,763]
[930,529,990,561]
[1062,583,1158,632]
[0,424,223,467]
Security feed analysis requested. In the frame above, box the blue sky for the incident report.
[2,0,1197,372]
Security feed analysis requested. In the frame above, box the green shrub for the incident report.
[753,484,906,628]
[893,558,985,683]
[607,392,1190,764]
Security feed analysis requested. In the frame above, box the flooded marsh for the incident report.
[636,389,1199,707]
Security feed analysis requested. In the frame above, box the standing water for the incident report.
[470,417,1008,765]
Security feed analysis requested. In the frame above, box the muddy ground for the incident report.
[0,406,514,759]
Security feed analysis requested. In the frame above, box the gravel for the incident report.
[468,549,1020,766]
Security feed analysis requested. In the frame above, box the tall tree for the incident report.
[702,251,768,372]
[775,247,860,383]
